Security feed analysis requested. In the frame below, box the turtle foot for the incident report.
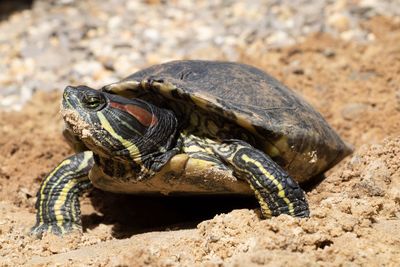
[30,222,82,237]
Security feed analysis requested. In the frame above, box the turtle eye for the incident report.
[82,93,106,110]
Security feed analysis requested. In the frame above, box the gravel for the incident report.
[1,0,399,110]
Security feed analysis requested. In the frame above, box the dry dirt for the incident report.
[0,17,399,266]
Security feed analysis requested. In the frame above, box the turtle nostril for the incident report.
[64,86,77,95]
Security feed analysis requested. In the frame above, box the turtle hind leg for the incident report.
[212,140,309,218]
[31,151,94,236]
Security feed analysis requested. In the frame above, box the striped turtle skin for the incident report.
[31,60,352,236]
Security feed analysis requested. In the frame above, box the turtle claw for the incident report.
[30,222,82,237]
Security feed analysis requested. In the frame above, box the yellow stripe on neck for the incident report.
[97,112,142,164]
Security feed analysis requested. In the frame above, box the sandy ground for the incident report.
[0,14,400,267]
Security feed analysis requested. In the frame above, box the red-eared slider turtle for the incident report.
[31,60,352,235]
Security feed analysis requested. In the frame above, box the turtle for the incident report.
[31,60,352,235]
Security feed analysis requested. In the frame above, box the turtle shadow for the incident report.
[81,175,324,239]
[302,173,327,191]
[82,189,258,239]
[0,0,34,21]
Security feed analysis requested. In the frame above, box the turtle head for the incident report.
[62,85,179,162]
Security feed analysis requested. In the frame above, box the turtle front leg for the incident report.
[31,151,94,236]
[212,140,309,218]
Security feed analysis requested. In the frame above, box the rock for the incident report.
[359,159,391,197]
[72,60,104,77]
[328,13,351,32]
[321,48,336,58]
[341,103,369,120]
[266,31,294,47]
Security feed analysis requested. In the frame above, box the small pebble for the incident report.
[341,103,369,120]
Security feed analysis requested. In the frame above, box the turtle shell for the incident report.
[120,60,352,183]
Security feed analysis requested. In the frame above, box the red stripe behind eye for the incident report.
[109,101,158,127]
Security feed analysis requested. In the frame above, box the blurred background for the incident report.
[0,0,398,110]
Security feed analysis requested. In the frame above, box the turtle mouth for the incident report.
[61,107,94,139]
[62,86,80,111]
[61,86,96,139]
[61,96,74,113]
